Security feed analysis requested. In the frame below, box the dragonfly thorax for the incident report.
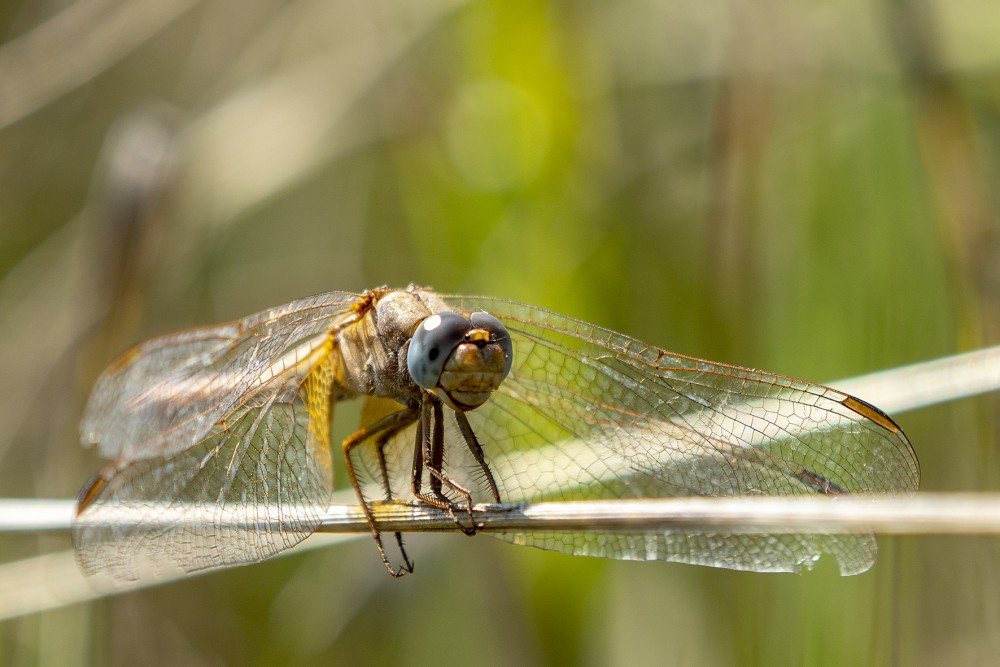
[333,288,512,411]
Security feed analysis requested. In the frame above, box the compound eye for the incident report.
[407,312,472,389]
[470,311,513,379]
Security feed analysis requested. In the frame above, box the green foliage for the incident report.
[3,0,1000,664]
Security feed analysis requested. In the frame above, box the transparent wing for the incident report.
[73,292,358,582]
[81,292,359,460]
[438,296,920,576]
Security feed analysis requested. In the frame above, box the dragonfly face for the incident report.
[72,285,920,582]
[325,289,512,411]
[407,311,513,411]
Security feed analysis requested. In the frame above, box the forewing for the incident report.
[81,292,359,459]
[443,296,920,575]
[73,292,357,582]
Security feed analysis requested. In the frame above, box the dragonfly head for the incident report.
[407,311,513,411]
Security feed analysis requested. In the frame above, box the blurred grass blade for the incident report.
[832,344,1000,414]
[8,492,1000,540]
[0,0,199,129]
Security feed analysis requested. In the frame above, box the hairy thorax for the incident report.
[332,287,450,406]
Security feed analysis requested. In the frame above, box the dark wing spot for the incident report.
[797,469,848,495]
[841,395,901,434]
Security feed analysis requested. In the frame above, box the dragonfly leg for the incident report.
[372,419,416,567]
[343,407,418,577]
[455,411,501,503]
[410,396,479,535]
[372,414,418,501]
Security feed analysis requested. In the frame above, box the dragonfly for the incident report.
[73,285,920,582]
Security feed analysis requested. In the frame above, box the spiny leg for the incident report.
[343,407,418,577]
[429,399,446,501]
[429,399,478,534]
[372,419,415,570]
[455,411,501,503]
[410,397,446,509]
[410,396,477,535]
[410,414,424,499]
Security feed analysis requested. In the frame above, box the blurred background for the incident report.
[3,0,1000,664]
